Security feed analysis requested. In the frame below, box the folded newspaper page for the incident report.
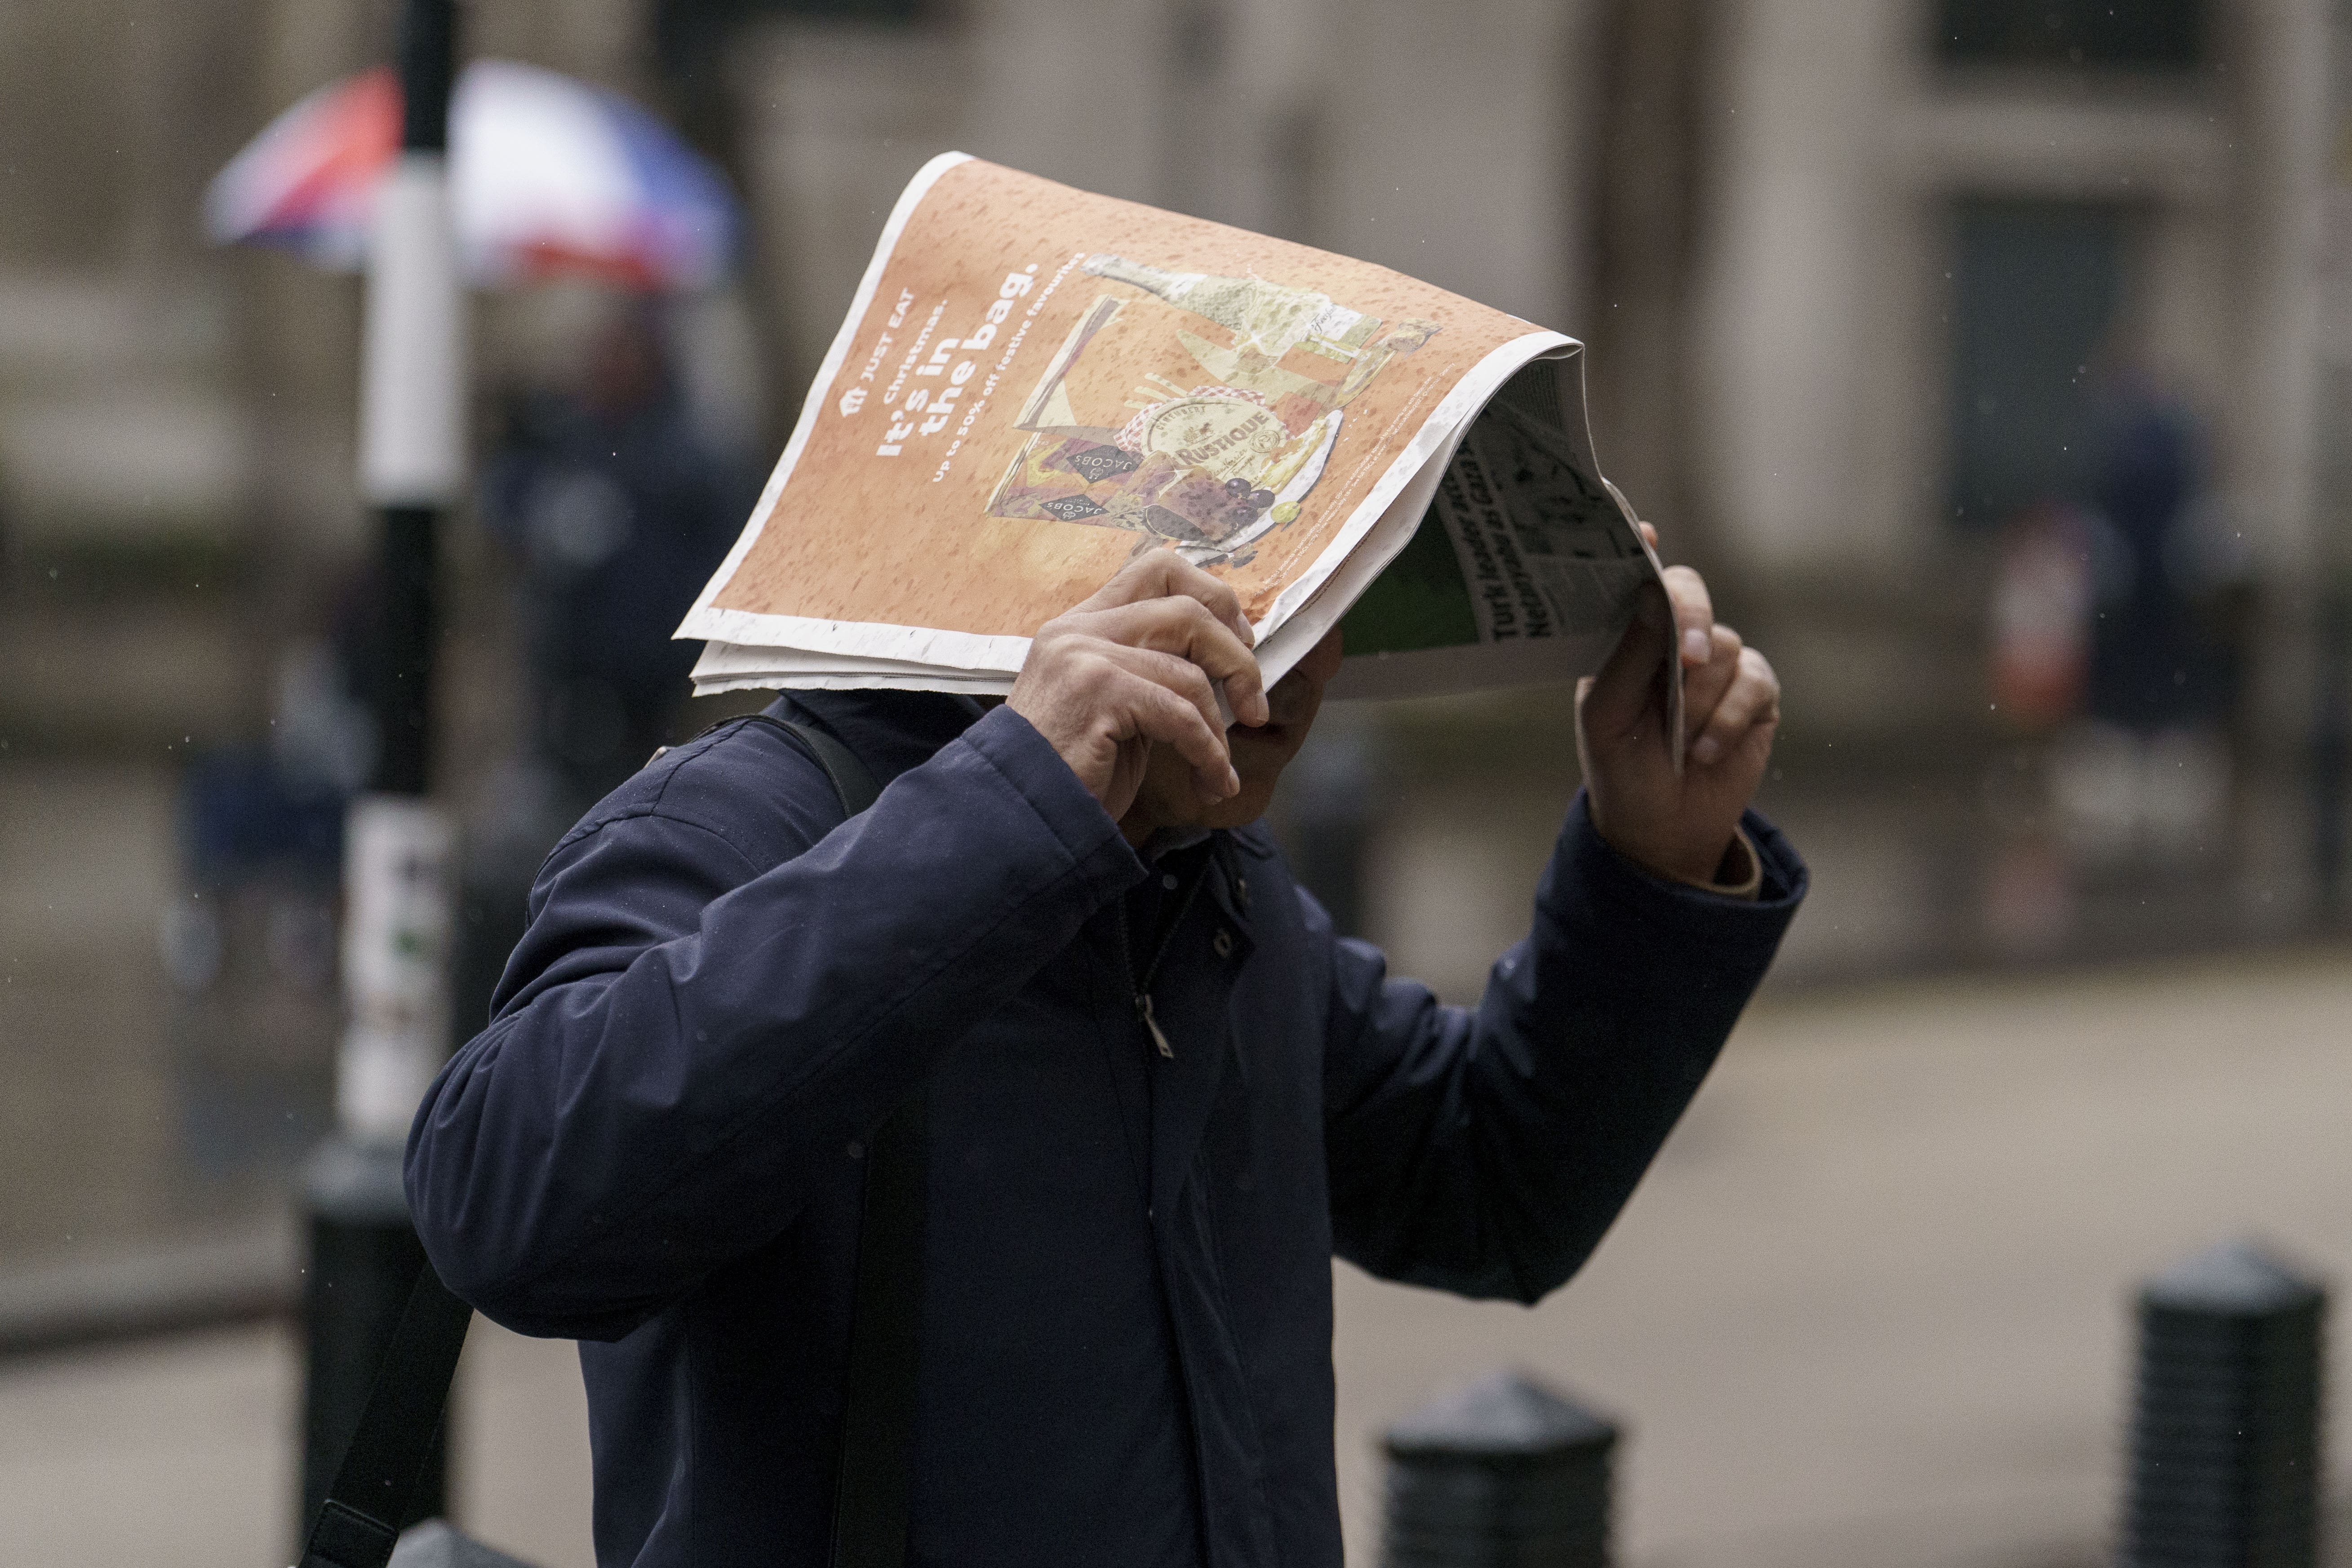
[680,152,1670,714]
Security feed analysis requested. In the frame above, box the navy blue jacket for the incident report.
[406,691,1805,1568]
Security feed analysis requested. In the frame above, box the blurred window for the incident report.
[1935,0,2205,71]
[1946,199,2130,527]
[659,0,924,35]
[767,0,923,15]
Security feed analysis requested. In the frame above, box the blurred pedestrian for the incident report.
[482,301,751,812]
[1991,498,2095,733]
[1982,500,2099,951]
[2048,367,2239,862]
[164,627,372,1182]
[2083,367,2210,735]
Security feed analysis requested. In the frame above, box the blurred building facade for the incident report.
[723,0,2332,755]
[0,0,2347,1271]
[1706,0,2322,755]
[0,0,2330,768]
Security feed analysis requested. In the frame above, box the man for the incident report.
[406,541,1803,1567]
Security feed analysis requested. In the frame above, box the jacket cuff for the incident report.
[1657,826,1763,899]
[1554,791,1806,941]
[956,702,1146,893]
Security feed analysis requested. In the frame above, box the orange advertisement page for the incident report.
[679,154,1549,671]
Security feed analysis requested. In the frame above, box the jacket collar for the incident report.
[770,689,987,788]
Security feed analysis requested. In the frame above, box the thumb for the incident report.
[1580,584,1672,741]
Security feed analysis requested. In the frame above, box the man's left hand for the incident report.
[1575,527,1780,888]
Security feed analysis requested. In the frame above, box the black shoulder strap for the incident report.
[300,711,916,1568]
[831,1088,928,1568]
[735,712,882,816]
[297,1262,472,1568]
[741,718,930,1568]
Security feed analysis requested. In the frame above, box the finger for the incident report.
[1691,647,1781,768]
[1580,581,1673,741]
[1075,549,1253,647]
[1660,564,1714,667]
[1098,641,1226,761]
[1678,623,1746,745]
[1078,595,1269,727]
[1113,664,1241,800]
[1079,597,1266,722]
[1073,550,1186,612]
[1637,520,1659,552]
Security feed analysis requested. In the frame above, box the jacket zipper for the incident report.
[1114,855,1214,1061]
[1137,993,1174,1059]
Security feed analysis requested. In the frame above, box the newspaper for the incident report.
[680,152,1671,720]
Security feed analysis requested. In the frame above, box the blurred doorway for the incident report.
[1945,197,2134,528]
[1934,0,2204,71]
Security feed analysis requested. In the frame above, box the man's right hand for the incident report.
[1008,551,1270,822]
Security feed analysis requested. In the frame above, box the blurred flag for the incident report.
[206,60,739,291]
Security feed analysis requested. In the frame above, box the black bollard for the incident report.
[1380,1370,1618,1568]
[301,1139,448,1547]
[2121,1239,2325,1568]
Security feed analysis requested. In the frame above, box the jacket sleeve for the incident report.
[404,706,1141,1340]
[1321,792,1805,1304]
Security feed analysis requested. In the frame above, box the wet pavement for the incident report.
[0,756,336,1280]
